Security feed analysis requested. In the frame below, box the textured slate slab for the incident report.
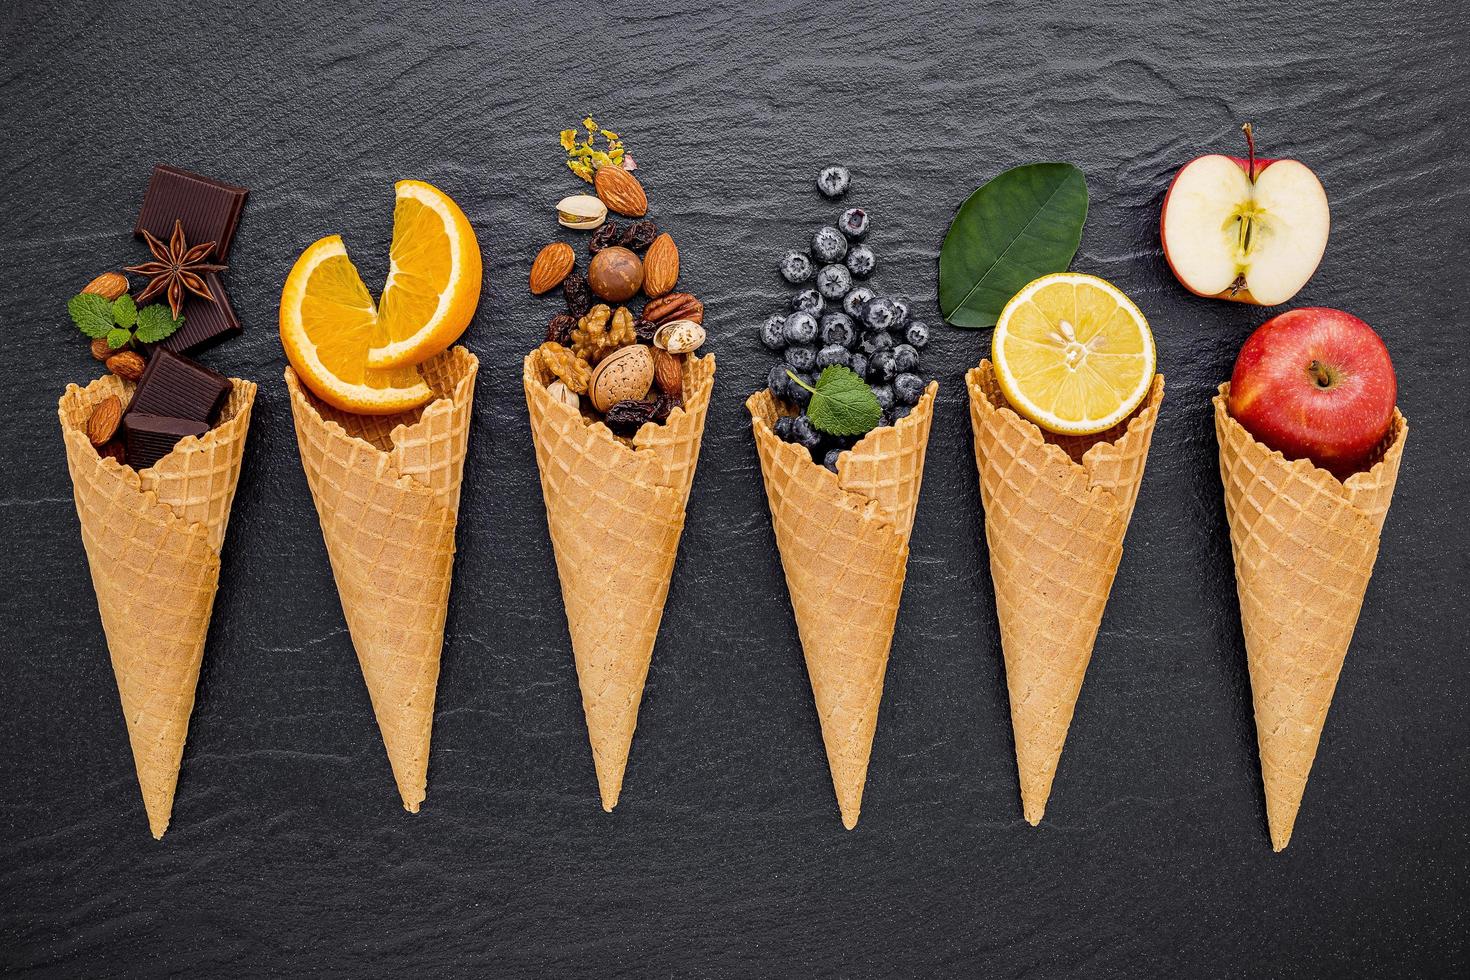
[1,1,1466,976]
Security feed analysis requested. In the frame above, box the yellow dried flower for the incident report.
[601,130,619,140]
[583,116,597,132]
[559,130,577,151]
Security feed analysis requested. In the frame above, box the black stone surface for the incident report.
[2,2,1466,977]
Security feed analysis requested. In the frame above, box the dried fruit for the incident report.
[651,393,681,425]
[106,350,147,381]
[587,246,643,303]
[571,304,637,364]
[653,319,706,354]
[589,222,622,255]
[562,272,593,318]
[634,318,658,345]
[619,220,658,252]
[546,312,577,345]
[91,337,114,361]
[537,341,592,393]
[594,165,648,217]
[98,440,127,465]
[653,348,684,397]
[556,194,607,230]
[589,344,655,412]
[87,395,123,446]
[642,233,680,298]
[545,380,580,412]
[643,291,703,325]
[603,398,657,435]
[82,272,129,301]
[530,242,576,294]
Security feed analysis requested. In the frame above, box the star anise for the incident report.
[125,218,228,318]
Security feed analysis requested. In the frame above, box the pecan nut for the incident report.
[642,292,703,325]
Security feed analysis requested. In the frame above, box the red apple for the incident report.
[1228,308,1397,478]
[1161,124,1330,306]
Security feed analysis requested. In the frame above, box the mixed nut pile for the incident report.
[530,121,706,438]
[761,166,934,470]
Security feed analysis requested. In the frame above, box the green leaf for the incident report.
[106,328,133,350]
[938,162,1088,329]
[134,304,184,343]
[111,293,137,327]
[790,365,882,437]
[67,293,114,338]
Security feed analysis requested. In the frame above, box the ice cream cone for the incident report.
[747,382,937,829]
[1214,384,1407,851]
[285,346,478,813]
[58,373,256,839]
[967,361,1163,826]
[524,350,716,811]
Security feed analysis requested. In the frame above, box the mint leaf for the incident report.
[134,304,184,343]
[789,365,882,437]
[106,328,133,350]
[68,293,114,338]
[111,293,137,328]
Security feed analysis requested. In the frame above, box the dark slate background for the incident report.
[2,1,1466,976]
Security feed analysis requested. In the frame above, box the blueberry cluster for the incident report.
[761,167,933,470]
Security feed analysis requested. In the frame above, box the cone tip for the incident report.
[841,809,860,831]
[1023,804,1045,826]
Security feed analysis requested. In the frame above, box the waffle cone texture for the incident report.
[747,381,938,830]
[524,351,716,812]
[968,362,1164,826]
[285,346,478,814]
[59,373,256,839]
[1214,384,1407,851]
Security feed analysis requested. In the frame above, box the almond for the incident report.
[593,165,648,217]
[529,242,576,295]
[82,272,129,301]
[91,337,114,361]
[106,350,147,381]
[642,233,679,298]
[87,395,123,447]
[652,348,683,397]
[643,291,703,325]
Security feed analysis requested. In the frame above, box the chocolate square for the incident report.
[134,164,249,259]
[150,272,243,355]
[127,349,233,424]
[122,414,209,471]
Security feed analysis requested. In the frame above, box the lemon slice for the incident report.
[365,179,483,369]
[992,272,1156,435]
[279,235,434,415]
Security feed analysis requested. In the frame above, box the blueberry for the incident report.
[791,414,823,451]
[780,251,814,284]
[871,383,895,411]
[774,415,797,441]
[838,207,869,240]
[905,320,930,349]
[792,288,825,316]
[845,244,876,278]
[816,344,850,370]
[861,329,895,355]
[816,263,852,300]
[816,165,850,199]
[894,372,925,405]
[787,372,813,407]
[767,362,791,400]
[849,353,868,380]
[843,286,875,319]
[892,343,919,373]
[783,311,819,346]
[811,226,848,264]
[891,404,912,423]
[822,448,842,473]
[889,297,911,328]
[863,296,899,332]
[784,344,816,373]
[820,312,857,349]
[867,349,897,383]
[761,314,788,350]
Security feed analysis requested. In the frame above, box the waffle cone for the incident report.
[747,382,938,829]
[524,351,716,811]
[58,373,256,839]
[285,347,478,813]
[967,362,1163,826]
[1214,384,1407,851]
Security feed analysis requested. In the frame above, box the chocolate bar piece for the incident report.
[127,349,233,423]
[122,414,209,470]
[150,272,243,355]
[134,164,249,260]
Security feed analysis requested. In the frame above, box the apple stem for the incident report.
[1241,122,1257,182]
[1308,359,1335,389]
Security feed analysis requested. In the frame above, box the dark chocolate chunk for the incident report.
[148,272,242,355]
[134,165,249,260]
[122,414,209,471]
[127,349,233,424]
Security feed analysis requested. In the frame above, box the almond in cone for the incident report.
[285,346,478,813]
[59,373,257,839]
[747,382,937,829]
[524,350,716,811]
[968,361,1163,826]
[1213,385,1407,851]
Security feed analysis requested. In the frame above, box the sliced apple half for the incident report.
[1160,128,1330,306]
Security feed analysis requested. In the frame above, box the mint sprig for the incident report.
[134,304,185,343]
[67,291,183,349]
[787,365,882,437]
[68,293,114,338]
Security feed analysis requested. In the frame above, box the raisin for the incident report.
[562,272,592,319]
[546,313,577,345]
[634,317,658,345]
[588,222,622,254]
[604,398,657,436]
[651,393,681,425]
[620,220,658,251]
